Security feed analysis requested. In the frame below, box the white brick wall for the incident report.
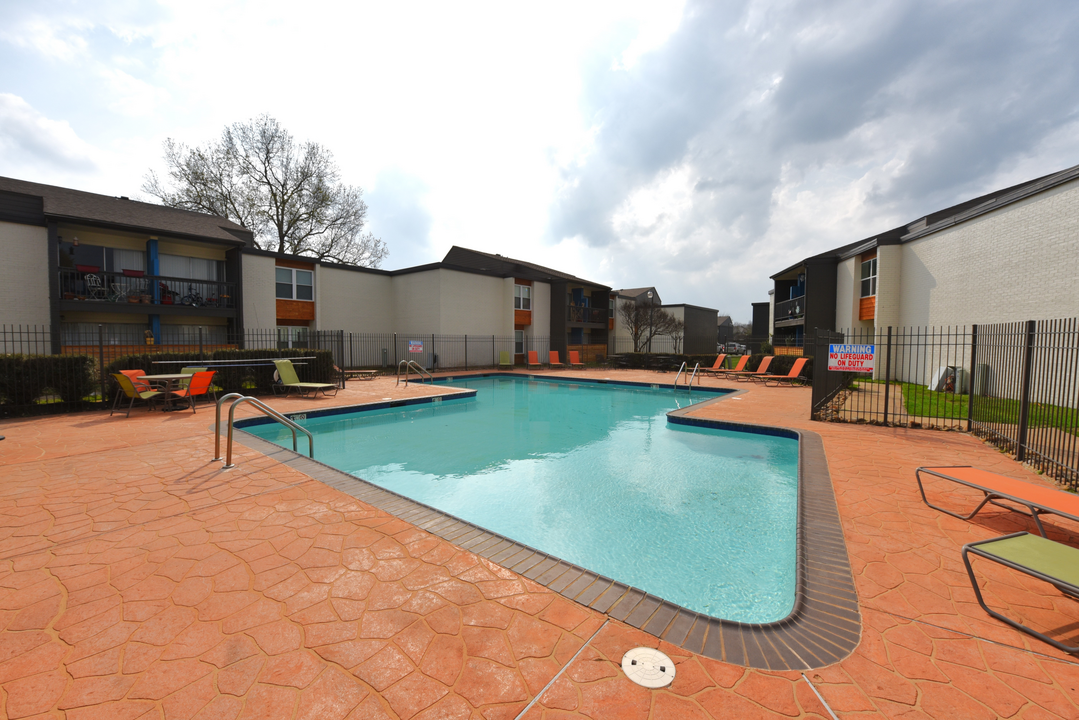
[899,178,1079,326]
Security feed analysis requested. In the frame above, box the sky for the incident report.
[2,1,1078,321]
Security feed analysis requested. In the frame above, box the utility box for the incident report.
[381,348,388,367]
[974,363,990,396]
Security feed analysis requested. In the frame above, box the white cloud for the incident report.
[0,94,101,175]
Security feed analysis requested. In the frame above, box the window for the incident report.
[860,258,877,298]
[276,267,314,300]
[277,326,309,349]
[514,284,531,310]
[514,330,524,354]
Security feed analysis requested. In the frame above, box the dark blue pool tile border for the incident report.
[231,374,860,670]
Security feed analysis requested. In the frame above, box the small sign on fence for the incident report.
[828,344,875,373]
[408,340,423,353]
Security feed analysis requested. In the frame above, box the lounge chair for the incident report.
[699,353,727,377]
[915,466,1079,537]
[962,531,1079,653]
[499,351,514,369]
[568,351,585,367]
[169,371,216,412]
[712,355,749,379]
[272,359,339,398]
[527,350,543,369]
[726,355,773,382]
[111,373,162,417]
[549,351,564,367]
[751,357,809,386]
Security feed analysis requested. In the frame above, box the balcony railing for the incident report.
[775,294,805,322]
[59,268,236,309]
[567,305,607,324]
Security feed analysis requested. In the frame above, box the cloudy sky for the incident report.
[2,1,1078,320]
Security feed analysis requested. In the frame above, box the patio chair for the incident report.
[499,351,514,369]
[751,357,809,386]
[915,466,1079,538]
[85,273,108,301]
[726,355,773,382]
[272,359,339,398]
[169,371,216,412]
[549,351,564,367]
[568,351,585,367]
[962,532,1079,653]
[712,355,749,379]
[699,353,727,377]
[110,373,162,417]
[119,369,155,392]
[527,350,543,368]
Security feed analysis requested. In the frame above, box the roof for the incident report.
[441,246,609,288]
[717,315,732,325]
[614,287,657,298]
[0,176,253,245]
[770,161,1079,279]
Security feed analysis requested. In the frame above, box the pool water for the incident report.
[244,376,799,623]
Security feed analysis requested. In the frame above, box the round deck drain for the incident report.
[621,647,675,688]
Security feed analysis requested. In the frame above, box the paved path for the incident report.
[1,370,1078,719]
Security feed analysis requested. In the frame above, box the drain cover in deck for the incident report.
[621,647,675,688]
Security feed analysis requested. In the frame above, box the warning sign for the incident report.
[828,344,875,373]
[408,340,423,353]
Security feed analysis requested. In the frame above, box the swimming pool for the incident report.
[242,376,799,623]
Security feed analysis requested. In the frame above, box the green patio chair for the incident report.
[499,351,514,369]
[963,531,1079,653]
[272,359,339,398]
[110,372,162,417]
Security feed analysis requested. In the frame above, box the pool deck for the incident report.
[2,369,1078,719]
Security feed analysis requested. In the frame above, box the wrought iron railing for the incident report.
[567,306,607,324]
[58,269,236,309]
[775,294,805,321]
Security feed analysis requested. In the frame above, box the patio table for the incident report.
[138,373,194,412]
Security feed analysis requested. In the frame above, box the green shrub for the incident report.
[760,341,774,354]
[47,355,97,402]
[0,355,47,406]
[0,354,96,411]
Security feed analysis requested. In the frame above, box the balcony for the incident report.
[58,268,237,317]
[774,294,805,327]
[567,305,607,325]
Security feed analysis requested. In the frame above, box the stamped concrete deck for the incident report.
[2,369,1079,719]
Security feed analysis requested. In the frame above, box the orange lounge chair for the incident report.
[549,351,564,367]
[699,353,727,377]
[527,350,543,368]
[916,466,1079,537]
[751,357,808,386]
[568,351,585,367]
[727,355,773,382]
[713,355,750,379]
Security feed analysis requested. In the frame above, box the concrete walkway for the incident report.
[1,370,1078,719]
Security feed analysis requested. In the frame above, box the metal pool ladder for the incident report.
[673,362,701,391]
[214,393,314,469]
[396,359,433,386]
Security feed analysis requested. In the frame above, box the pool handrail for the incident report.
[219,395,313,469]
[214,392,245,461]
[688,362,701,389]
[396,359,433,386]
[674,361,687,388]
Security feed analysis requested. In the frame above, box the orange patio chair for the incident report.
[751,357,809,386]
[119,368,154,392]
[527,350,543,368]
[699,353,727,377]
[726,355,773,382]
[549,351,564,367]
[169,371,217,413]
[712,354,749,379]
[568,351,585,367]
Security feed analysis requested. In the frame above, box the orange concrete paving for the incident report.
[1,369,1078,719]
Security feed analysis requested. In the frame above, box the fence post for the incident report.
[1016,320,1036,461]
[97,324,106,406]
[464,335,468,369]
[393,333,398,368]
[492,335,495,366]
[882,327,892,425]
[432,333,436,370]
[199,326,204,361]
[966,324,978,431]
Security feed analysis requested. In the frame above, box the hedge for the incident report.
[103,348,336,397]
[0,354,96,411]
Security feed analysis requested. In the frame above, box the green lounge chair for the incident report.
[111,372,162,417]
[963,532,1079,653]
[499,351,514,369]
[272,359,339,398]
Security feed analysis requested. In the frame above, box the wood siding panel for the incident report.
[859,295,876,321]
[514,309,532,326]
[277,299,315,321]
[275,257,315,270]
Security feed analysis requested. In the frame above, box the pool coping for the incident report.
[230,373,860,670]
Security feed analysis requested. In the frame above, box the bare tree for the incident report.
[668,318,686,354]
[618,300,678,352]
[143,115,388,267]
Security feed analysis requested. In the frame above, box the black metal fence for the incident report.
[810,320,1079,489]
[341,333,551,371]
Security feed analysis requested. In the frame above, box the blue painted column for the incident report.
[147,239,161,343]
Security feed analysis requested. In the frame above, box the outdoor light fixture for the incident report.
[73,236,79,247]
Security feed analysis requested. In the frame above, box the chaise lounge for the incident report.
[527,350,543,369]
[712,355,748,379]
[272,359,339,398]
[751,357,809,386]
[915,466,1079,538]
[699,353,727,377]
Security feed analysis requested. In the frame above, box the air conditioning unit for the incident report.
[973,363,990,396]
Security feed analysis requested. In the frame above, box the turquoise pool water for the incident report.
[244,376,799,623]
